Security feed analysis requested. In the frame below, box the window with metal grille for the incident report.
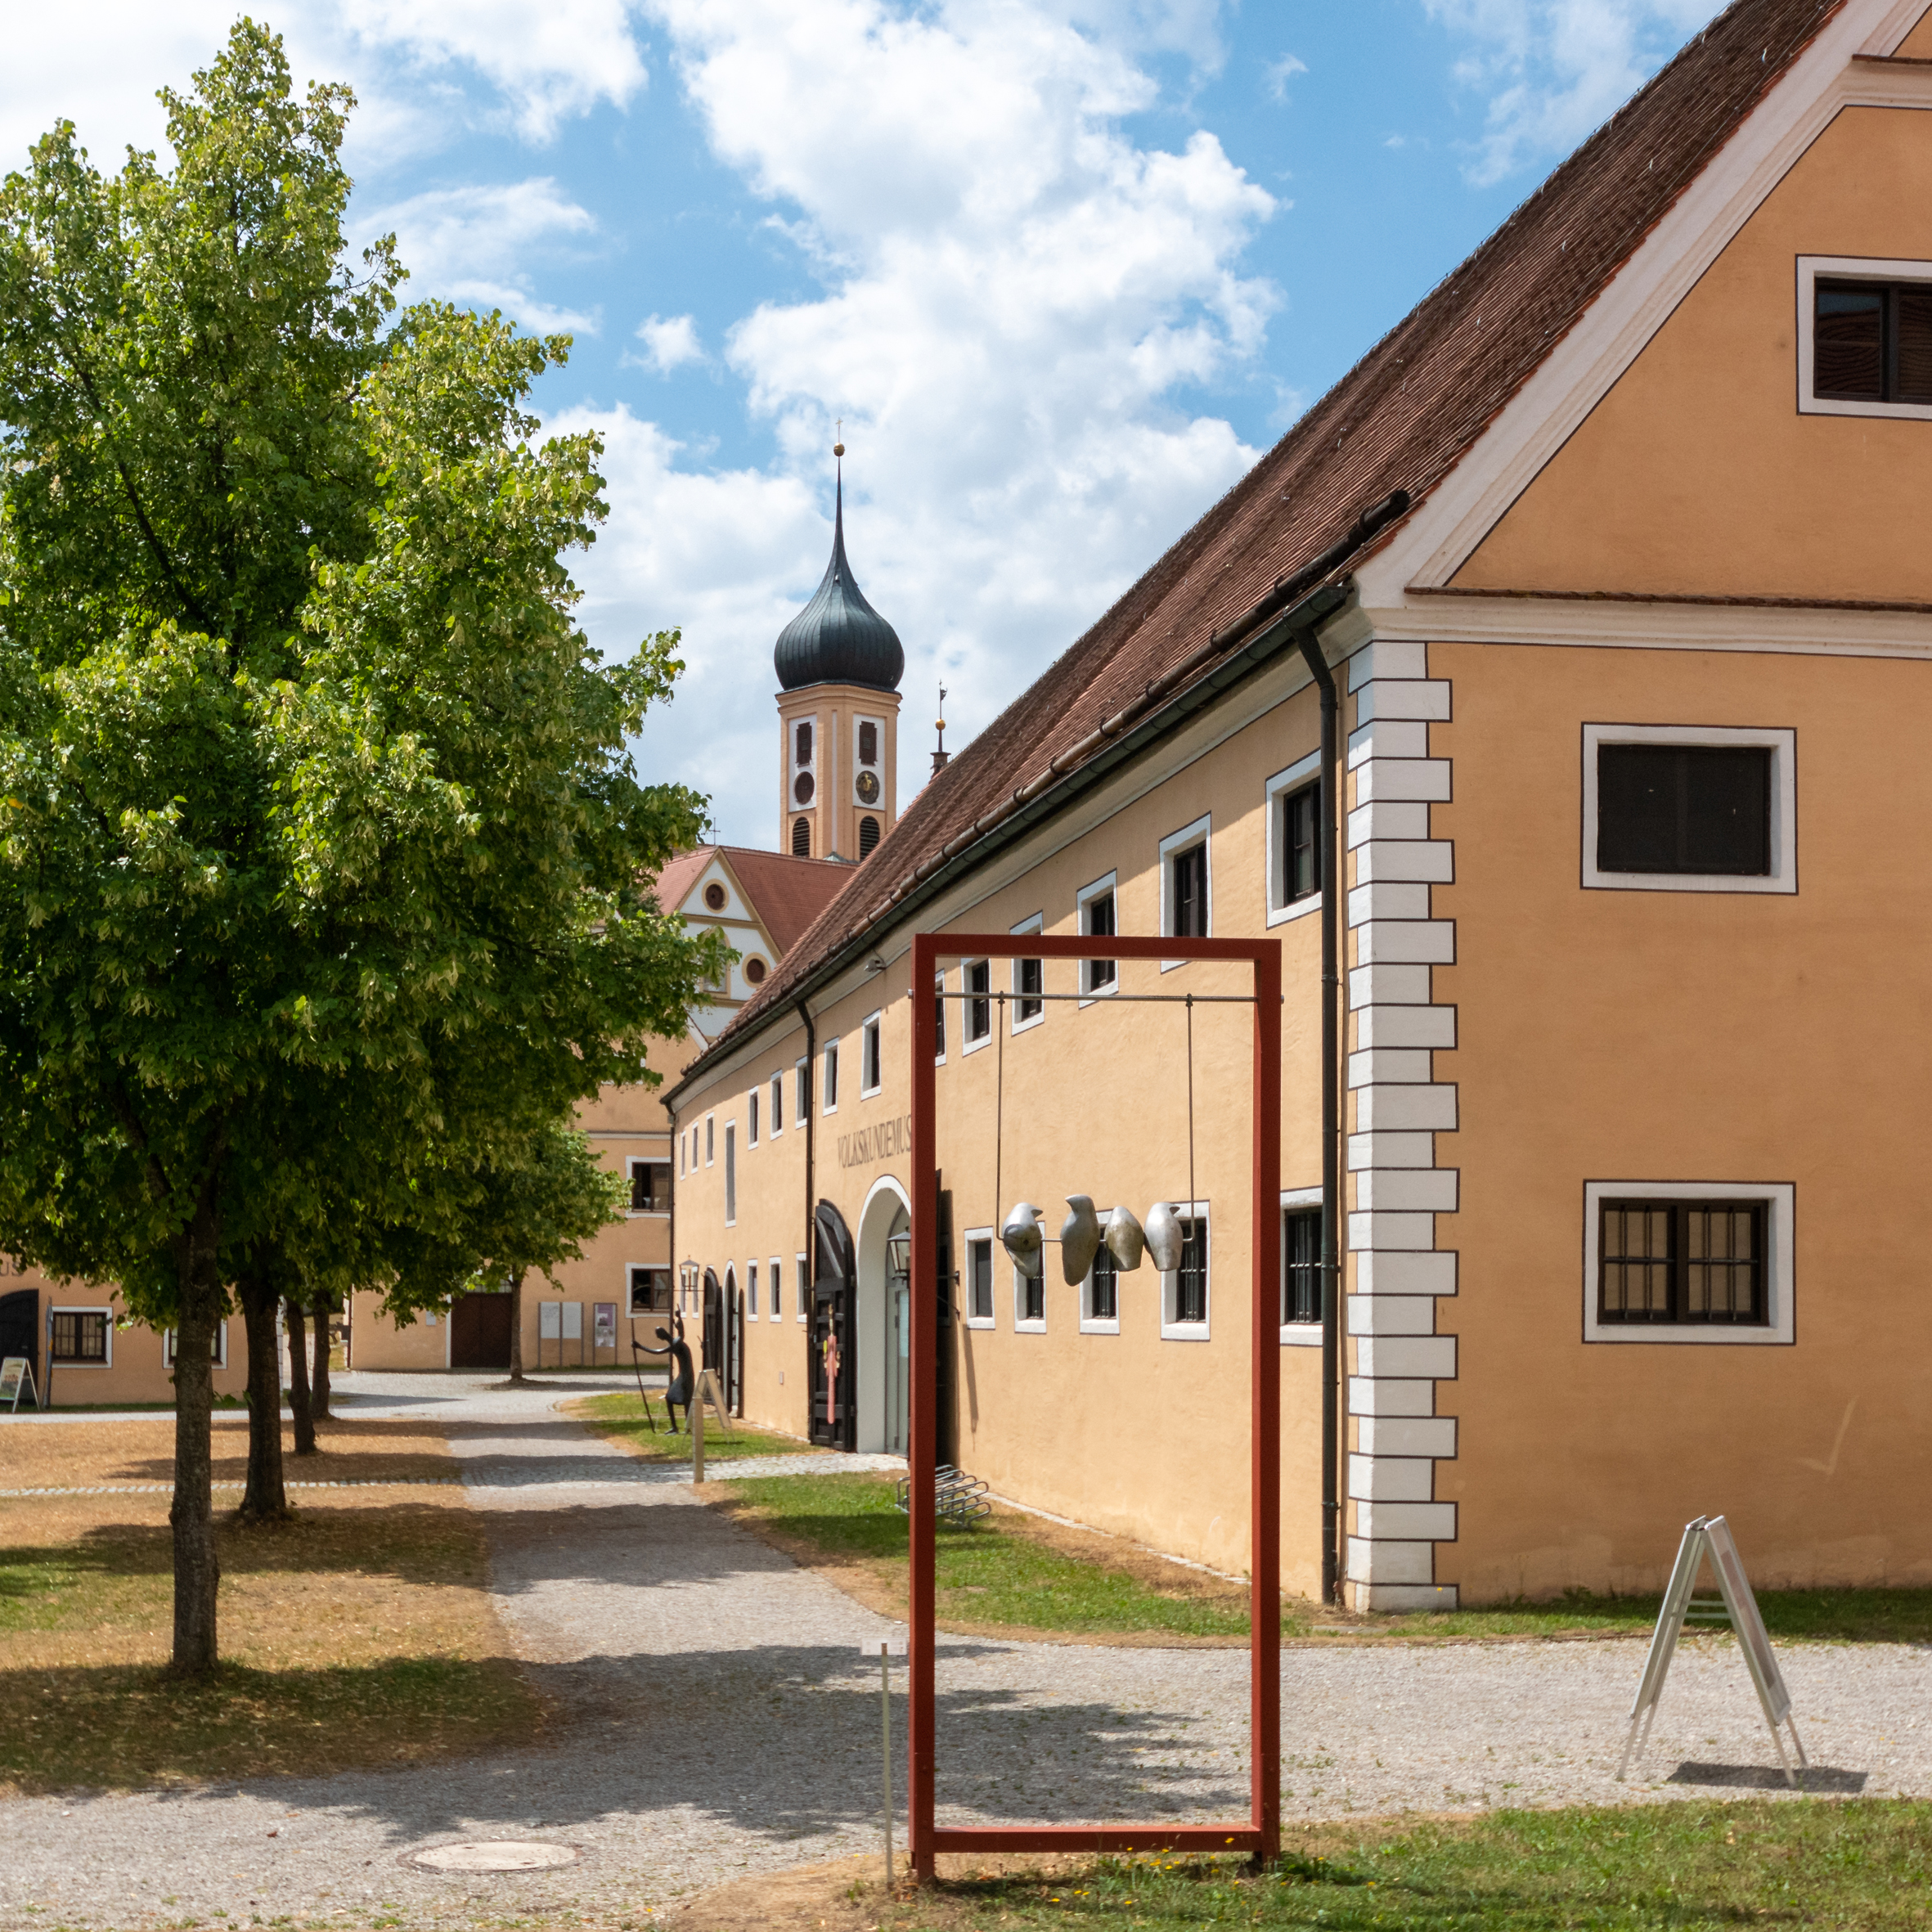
[1815,281,1932,403]
[51,1310,108,1362]
[859,815,880,856]
[1020,1265,1045,1326]
[1597,744,1771,877]
[1083,887,1116,993]
[1281,783,1320,905]
[792,815,811,856]
[1170,842,1209,937]
[1283,1207,1321,1325]
[1174,1215,1208,1324]
[1599,1201,1766,1324]
[964,959,991,1043]
[968,1238,994,1322]
[1088,1245,1118,1323]
[629,1161,671,1212]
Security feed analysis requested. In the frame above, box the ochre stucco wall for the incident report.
[1428,637,1932,1597]
[1453,103,1932,603]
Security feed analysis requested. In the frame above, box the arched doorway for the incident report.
[702,1268,722,1388]
[807,1202,855,1449]
[857,1179,910,1456]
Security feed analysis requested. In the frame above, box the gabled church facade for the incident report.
[668,0,1932,1609]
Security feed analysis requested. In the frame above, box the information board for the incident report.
[0,1355,34,1412]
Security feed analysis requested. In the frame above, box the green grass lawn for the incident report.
[704,1470,1932,1647]
[873,1802,1932,1929]
[569,1389,825,1464]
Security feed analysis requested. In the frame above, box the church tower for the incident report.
[773,452,904,862]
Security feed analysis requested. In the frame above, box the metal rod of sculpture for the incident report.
[1618,1513,1808,1786]
[910,931,1282,1878]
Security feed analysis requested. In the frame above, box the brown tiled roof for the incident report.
[676,0,1844,1088]
[652,844,851,960]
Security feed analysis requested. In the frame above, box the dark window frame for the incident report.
[1279,780,1322,909]
[629,1161,672,1213]
[1598,1199,1768,1327]
[1082,885,1117,993]
[1596,742,1773,878]
[964,959,991,1044]
[51,1310,109,1364]
[629,1266,673,1316]
[1813,277,1932,405]
[862,1015,883,1092]
[1013,943,1044,1026]
[1170,839,1209,938]
[1170,1212,1209,1326]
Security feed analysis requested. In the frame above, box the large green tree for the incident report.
[0,22,717,1670]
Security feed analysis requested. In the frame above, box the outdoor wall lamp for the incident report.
[886,1231,913,1277]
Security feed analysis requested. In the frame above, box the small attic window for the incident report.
[703,882,727,911]
[1799,257,1932,420]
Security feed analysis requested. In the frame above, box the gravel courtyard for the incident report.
[3,1372,1929,1929]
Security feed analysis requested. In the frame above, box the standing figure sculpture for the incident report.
[657,1312,696,1433]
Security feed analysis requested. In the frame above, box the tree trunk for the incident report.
[236,1274,287,1520]
[168,1222,223,1674]
[310,1292,332,1422]
[285,1297,316,1456]
[507,1270,526,1382]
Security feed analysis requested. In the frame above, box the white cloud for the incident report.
[358,179,601,335]
[564,0,1275,846]
[630,314,706,374]
[1265,54,1309,101]
[1423,0,1712,185]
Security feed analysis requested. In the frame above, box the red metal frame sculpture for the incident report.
[909,931,1283,1880]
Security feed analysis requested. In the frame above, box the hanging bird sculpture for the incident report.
[1001,1202,1044,1277]
[1104,1205,1146,1271]
[1060,1196,1103,1284]
[1143,1201,1186,1272]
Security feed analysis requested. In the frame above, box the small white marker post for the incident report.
[861,1638,909,1885]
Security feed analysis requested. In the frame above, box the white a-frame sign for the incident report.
[1619,1514,1808,1786]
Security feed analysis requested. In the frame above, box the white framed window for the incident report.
[1583,1180,1795,1346]
[1280,1185,1323,1346]
[771,1073,784,1138]
[1077,872,1118,1000]
[796,1253,809,1322]
[1009,914,1045,1031]
[932,971,948,1065]
[963,1231,995,1328]
[795,1057,810,1122]
[1081,1231,1121,1335]
[962,959,992,1052]
[1582,724,1795,895]
[748,1090,760,1147]
[748,1263,759,1318]
[705,1114,715,1166]
[1012,1255,1045,1333]
[1796,255,1932,422]
[822,1039,840,1114]
[50,1305,112,1367]
[1265,751,1324,926]
[1159,813,1212,963]
[1159,1202,1210,1340]
[860,1011,883,1096]
[770,1256,784,1319]
[164,1322,227,1368]
[791,712,819,815]
[725,1124,737,1225]
[852,712,886,805]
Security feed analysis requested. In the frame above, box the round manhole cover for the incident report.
[410,1840,579,1873]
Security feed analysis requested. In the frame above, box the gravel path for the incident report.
[3,1372,1928,1929]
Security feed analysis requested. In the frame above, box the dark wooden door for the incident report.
[0,1288,38,1401]
[702,1273,723,1375]
[450,1293,511,1368]
[807,1201,856,1450]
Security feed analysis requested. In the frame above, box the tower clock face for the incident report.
[855,770,881,806]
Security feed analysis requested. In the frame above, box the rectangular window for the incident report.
[1597,744,1771,878]
[1160,1210,1209,1335]
[1282,783,1321,905]
[164,1324,227,1366]
[861,1013,883,1094]
[1081,883,1117,995]
[748,1090,760,1146]
[1283,1207,1321,1326]
[51,1310,108,1363]
[629,1161,671,1213]
[796,1058,810,1121]
[771,1073,784,1137]
[770,1257,783,1320]
[678,1134,685,1177]
[748,1263,759,1319]
[725,1126,737,1224]
[964,959,991,1046]
[629,1266,672,1315]
[1087,1245,1118,1326]
[933,973,947,1062]
[1011,917,1044,1027]
[1017,1264,1045,1328]
[705,1115,715,1166]
[1815,280,1932,404]
[823,1040,839,1112]
[966,1235,995,1325]
[1598,1201,1767,1326]
[1171,842,1208,937]
[796,1254,809,1322]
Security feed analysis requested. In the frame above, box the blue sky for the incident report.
[5,0,1714,848]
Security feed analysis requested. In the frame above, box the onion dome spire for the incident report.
[774,444,905,694]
